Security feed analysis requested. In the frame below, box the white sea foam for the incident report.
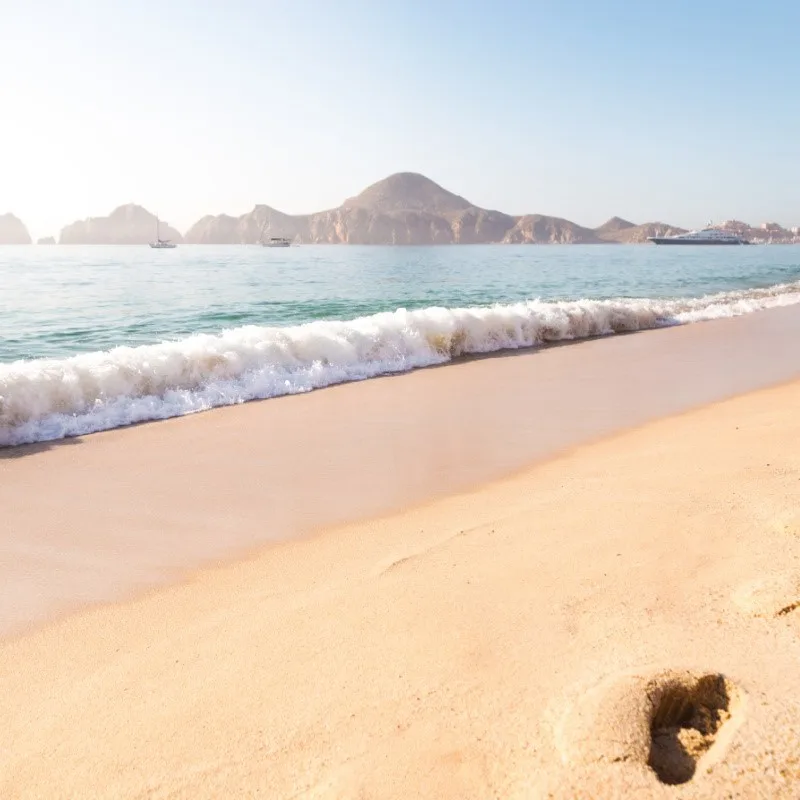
[3,281,800,446]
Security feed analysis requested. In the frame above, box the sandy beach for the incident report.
[3,308,800,797]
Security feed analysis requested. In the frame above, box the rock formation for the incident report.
[37,236,56,245]
[0,213,32,244]
[184,173,614,245]
[598,222,687,243]
[50,174,725,245]
[594,216,636,236]
[342,172,472,216]
[59,204,183,245]
[504,215,605,244]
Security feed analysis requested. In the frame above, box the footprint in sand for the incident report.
[647,673,738,784]
[556,669,746,787]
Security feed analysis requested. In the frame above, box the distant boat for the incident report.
[149,216,177,249]
[648,227,750,245]
[257,218,292,247]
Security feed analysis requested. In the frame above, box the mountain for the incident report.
[343,172,473,215]
[54,174,695,246]
[503,215,606,244]
[594,216,636,236]
[304,206,457,245]
[598,222,687,243]
[185,172,608,245]
[59,204,183,244]
[182,213,244,244]
[449,207,518,244]
[0,213,32,244]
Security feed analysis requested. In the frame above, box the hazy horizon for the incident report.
[3,0,799,240]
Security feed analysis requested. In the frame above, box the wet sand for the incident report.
[2,304,800,637]
[1,307,800,797]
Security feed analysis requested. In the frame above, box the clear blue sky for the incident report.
[2,0,799,238]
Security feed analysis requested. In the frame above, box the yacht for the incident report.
[257,218,292,247]
[149,216,177,249]
[648,227,750,245]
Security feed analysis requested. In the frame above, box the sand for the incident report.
[4,303,800,637]
[2,310,800,797]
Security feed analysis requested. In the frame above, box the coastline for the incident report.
[2,370,800,795]
[11,172,800,245]
[3,304,800,638]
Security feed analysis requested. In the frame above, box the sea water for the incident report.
[2,244,799,445]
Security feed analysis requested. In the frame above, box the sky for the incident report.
[2,0,799,239]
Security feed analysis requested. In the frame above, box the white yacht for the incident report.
[648,227,750,245]
[257,218,292,247]
[149,216,177,249]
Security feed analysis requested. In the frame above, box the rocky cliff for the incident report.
[59,204,183,244]
[504,215,605,244]
[0,213,32,244]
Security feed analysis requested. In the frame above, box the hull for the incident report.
[263,242,291,248]
[149,243,177,249]
[648,238,749,245]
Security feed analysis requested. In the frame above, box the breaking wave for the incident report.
[3,281,800,446]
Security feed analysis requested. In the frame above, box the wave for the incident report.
[3,280,800,446]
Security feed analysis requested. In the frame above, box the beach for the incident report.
[3,306,800,797]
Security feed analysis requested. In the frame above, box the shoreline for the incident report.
[4,263,800,446]
[3,304,800,639]
[2,377,800,796]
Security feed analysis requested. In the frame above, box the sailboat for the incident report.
[149,215,177,249]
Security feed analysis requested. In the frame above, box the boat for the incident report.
[149,216,177,249]
[263,237,291,248]
[648,226,750,245]
[257,218,292,247]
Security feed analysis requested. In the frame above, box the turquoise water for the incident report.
[3,244,800,362]
[2,244,800,445]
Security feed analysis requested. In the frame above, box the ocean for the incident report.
[2,243,800,446]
